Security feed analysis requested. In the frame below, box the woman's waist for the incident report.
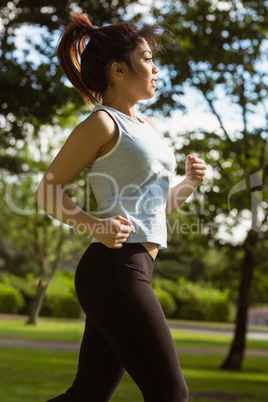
[139,241,159,261]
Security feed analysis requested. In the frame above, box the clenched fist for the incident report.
[185,155,206,186]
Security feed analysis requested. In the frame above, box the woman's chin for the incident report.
[139,91,156,101]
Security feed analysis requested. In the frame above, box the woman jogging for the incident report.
[36,12,206,402]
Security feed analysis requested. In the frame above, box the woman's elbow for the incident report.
[35,179,64,215]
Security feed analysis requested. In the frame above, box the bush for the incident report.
[152,278,233,322]
[175,281,205,321]
[175,280,232,322]
[198,288,231,322]
[56,271,76,293]
[153,286,177,317]
[153,278,178,296]
[0,273,36,314]
[40,276,82,318]
[0,272,81,318]
[0,283,25,314]
[40,294,82,318]
[0,273,35,294]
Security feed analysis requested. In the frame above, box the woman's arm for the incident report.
[166,155,206,215]
[35,111,134,248]
[142,119,206,215]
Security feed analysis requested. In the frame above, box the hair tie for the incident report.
[74,26,95,37]
[85,25,96,35]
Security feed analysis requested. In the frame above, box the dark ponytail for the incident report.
[57,12,170,106]
[57,13,96,105]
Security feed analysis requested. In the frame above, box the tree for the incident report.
[0,0,139,172]
[149,0,268,370]
[1,127,92,324]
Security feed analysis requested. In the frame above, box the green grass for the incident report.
[1,316,268,401]
[0,347,268,402]
[0,317,84,343]
[0,316,267,351]
[170,330,268,351]
[168,319,268,333]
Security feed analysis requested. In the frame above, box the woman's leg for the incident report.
[47,242,188,401]
[76,243,188,402]
[114,243,188,401]
[45,244,126,402]
[46,318,125,401]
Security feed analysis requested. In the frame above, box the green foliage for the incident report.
[150,0,268,116]
[46,276,74,297]
[0,273,36,297]
[0,271,82,318]
[176,282,232,322]
[0,283,25,314]
[0,273,36,314]
[152,278,233,322]
[40,275,82,318]
[0,165,90,322]
[251,254,268,305]
[54,271,76,294]
[0,0,140,172]
[40,295,82,319]
[153,286,177,317]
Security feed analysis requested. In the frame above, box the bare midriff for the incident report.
[140,242,159,261]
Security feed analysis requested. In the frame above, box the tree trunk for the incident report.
[26,278,50,325]
[221,230,259,370]
[27,221,65,325]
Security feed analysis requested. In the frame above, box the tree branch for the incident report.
[49,227,67,280]
[196,84,232,142]
[240,76,248,136]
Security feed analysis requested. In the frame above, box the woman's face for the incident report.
[125,39,159,100]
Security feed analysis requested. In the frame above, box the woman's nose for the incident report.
[153,64,159,74]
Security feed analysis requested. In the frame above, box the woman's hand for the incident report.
[92,215,135,248]
[185,155,206,186]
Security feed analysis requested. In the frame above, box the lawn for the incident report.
[0,316,268,401]
[0,316,268,350]
[170,329,268,351]
[0,347,268,402]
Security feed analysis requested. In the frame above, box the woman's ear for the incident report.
[110,62,125,80]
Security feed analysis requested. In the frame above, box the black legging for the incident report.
[46,242,188,402]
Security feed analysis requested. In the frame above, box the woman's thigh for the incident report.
[75,242,188,401]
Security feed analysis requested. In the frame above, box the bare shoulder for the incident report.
[75,109,117,140]
[40,109,118,187]
[142,117,159,135]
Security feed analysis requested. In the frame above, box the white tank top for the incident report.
[87,105,176,249]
